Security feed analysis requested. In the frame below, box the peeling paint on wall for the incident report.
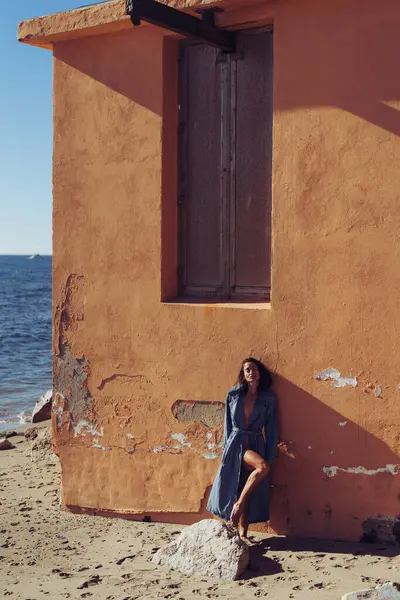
[150,401,227,461]
[56,407,63,427]
[54,274,87,355]
[170,432,192,447]
[92,442,111,451]
[206,441,219,451]
[152,432,222,460]
[171,399,225,428]
[314,368,358,388]
[205,431,215,449]
[278,440,296,459]
[323,464,400,478]
[54,344,93,423]
[201,452,219,460]
[97,373,151,391]
[74,420,104,438]
[375,385,382,397]
[152,432,192,454]
[53,275,92,430]
[52,393,66,429]
[338,421,348,427]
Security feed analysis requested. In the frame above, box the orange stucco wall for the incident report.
[35,0,400,541]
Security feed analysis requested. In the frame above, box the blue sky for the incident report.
[0,1,104,255]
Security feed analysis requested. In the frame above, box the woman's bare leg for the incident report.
[238,507,249,540]
[230,450,270,527]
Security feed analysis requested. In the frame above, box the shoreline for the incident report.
[0,396,52,434]
[0,418,51,435]
[0,428,398,600]
[0,388,53,434]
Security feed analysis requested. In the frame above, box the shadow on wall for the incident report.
[53,27,164,117]
[274,0,400,136]
[270,375,400,543]
[54,0,400,137]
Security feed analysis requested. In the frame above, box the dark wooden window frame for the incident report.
[178,27,273,301]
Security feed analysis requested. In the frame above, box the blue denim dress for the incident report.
[206,385,278,524]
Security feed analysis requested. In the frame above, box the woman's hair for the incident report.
[237,357,273,392]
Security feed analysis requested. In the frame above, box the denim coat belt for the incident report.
[232,428,263,436]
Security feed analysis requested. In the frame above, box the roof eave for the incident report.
[18,0,129,49]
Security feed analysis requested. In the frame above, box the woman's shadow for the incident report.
[239,373,399,577]
[269,374,400,544]
[242,539,285,579]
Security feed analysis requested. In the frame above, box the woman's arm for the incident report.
[223,394,232,448]
[265,394,278,465]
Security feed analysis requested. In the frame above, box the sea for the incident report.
[0,255,52,432]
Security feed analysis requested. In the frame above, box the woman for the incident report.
[207,358,278,540]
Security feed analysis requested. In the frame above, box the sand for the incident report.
[0,427,398,600]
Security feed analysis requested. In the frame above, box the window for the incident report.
[178,29,273,301]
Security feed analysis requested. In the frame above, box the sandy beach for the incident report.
[0,428,398,600]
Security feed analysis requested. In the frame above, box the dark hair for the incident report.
[237,357,273,393]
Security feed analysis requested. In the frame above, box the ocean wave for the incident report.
[0,407,33,426]
[18,410,32,424]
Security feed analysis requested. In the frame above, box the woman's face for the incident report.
[243,362,260,386]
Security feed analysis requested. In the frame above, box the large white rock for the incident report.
[342,583,400,600]
[32,390,52,423]
[152,519,249,580]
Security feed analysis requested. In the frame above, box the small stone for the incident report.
[77,575,101,589]
[24,428,38,441]
[0,439,15,451]
[152,519,249,580]
[116,555,135,565]
[1,431,19,439]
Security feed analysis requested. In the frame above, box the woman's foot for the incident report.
[238,527,250,542]
[230,502,243,527]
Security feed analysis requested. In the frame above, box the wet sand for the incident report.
[0,429,398,600]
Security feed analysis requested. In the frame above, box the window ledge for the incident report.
[162,298,271,310]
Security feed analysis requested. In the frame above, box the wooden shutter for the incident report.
[231,30,273,298]
[178,43,228,297]
[178,29,273,301]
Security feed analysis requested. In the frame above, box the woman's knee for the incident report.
[256,460,269,477]
[243,450,262,465]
